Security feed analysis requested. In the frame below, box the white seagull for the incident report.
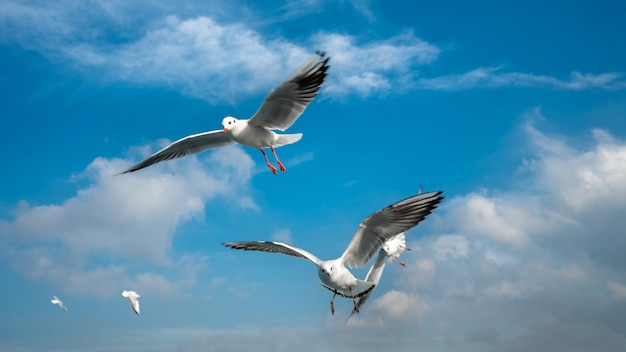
[121,290,141,315]
[346,232,410,321]
[51,295,67,312]
[382,232,412,267]
[223,190,443,315]
[118,51,330,175]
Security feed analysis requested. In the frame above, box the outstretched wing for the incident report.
[346,249,388,321]
[248,51,330,131]
[118,130,235,174]
[129,295,140,315]
[223,241,322,265]
[341,191,444,268]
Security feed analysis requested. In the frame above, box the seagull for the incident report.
[121,290,140,315]
[223,190,443,315]
[51,295,67,312]
[382,232,411,267]
[118,51,330,175]
[346,232,410,321]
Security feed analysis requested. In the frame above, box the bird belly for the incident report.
[318,269,359,296]
[230,125,276,148]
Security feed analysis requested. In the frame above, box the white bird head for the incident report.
[318,262,335,279]
[121,290,139,298]
[221,116,239,133]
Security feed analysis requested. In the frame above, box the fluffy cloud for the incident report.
[341,117,626,351]
[417,67,626,91]
[0,1,441,102]
[3,0,620,107]
[0,145,255,297]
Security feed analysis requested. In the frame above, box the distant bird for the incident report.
[223,190,443,315]
[51,295,67,312]
[346,232,410,321]
[382,232,412,267]
[121,290,140,315]
[118,51,330,175]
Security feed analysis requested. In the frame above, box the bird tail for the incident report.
[274,133,303,147]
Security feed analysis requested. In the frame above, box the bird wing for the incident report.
[248,51,330,131]
[340,191,444,268]
[223,241,322,265]
[58,300,68,312]
[346,250,388,321]
[364,249,389,286]
[129,295,140,315]
[118,130,235,174]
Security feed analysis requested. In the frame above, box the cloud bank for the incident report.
[341,112,626,351]
[1,0,623,103]
[0,145,256,298]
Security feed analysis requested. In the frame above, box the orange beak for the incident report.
[223,128,228,133]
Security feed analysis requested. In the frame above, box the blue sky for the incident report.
[1,0,626,351]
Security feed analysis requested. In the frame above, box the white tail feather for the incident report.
[274,133,303,147]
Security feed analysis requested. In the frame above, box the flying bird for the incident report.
[223,190,443,315]
[121,290,141,315]
[346,232,411,321]
[118,51,330,175]
[382,232,412,267]
[51,295,67,312]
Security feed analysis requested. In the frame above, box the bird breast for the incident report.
[317,265,357,291]
[228,121,276,148]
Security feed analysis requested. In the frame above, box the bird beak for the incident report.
[223,128,228,133]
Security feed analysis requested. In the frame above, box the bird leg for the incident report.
[270,146,286,173]
[259,149,278,175]
[350,287,360,313]
[400,245,412,251]
[330,291,337,316]
[395,256,407,267]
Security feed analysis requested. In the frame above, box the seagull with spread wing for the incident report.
[51,295,67,312]
[121,290,141,315]
[223,190,443,315]
[118,51,330,175]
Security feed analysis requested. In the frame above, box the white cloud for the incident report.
[432,234,470,260]
[608,282,626,300]
[370,290,430,319]
[485,280,541,299]
[0,145,256,297]
[402,258,436,289]
[361,117,626,350]
[448,194,531,248]
[3,0,623,107]
[313,30,440,98]
[0,1,442,102]
[271,228,293,243]
[417,67,626,91]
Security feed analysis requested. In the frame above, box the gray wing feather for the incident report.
[223,241,322,265]
[341,191,444,268]
[118,130,235,174]
[248,51,330,131]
